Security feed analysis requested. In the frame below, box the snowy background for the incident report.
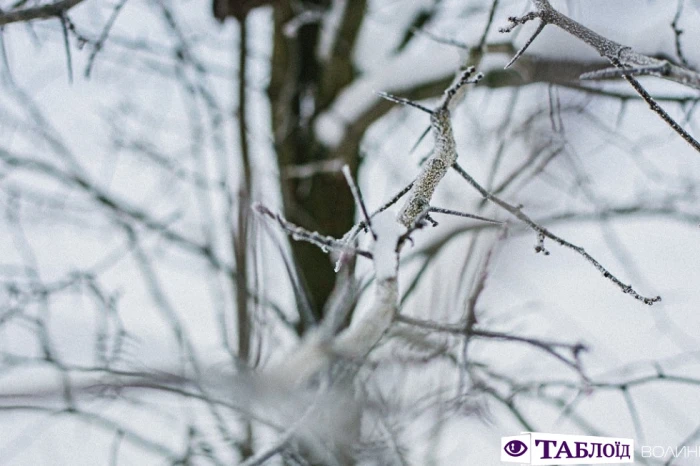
[1,0,700,464]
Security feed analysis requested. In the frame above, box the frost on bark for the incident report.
[396,67,483,228]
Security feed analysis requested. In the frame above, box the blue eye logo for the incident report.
[504,440,528,457]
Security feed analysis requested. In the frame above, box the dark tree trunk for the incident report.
[212,0,277,21]
[268,0,364,327]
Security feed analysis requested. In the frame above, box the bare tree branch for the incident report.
[500,0,700,154]
[451,163,662,305]
[0,0,87,26]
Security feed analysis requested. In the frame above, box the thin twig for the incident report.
[395,67,482,228]
[504,20,544,69]
[671,0,691,69]
[617,61,700,154]
[452,162,661,305]
[342,165,376,239]
[428,207,503,224]
[440,66,482,110]
[411,27,468,50]
[85,0,129,78]
[254,204,373,260]
[59,12,73,83]
[396,314,587,371]
[621,387,645,443]
[341,182,414,244]
[375,91,433,115]
[477,0,501,51]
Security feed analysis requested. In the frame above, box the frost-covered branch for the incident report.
[381,67,484,228]
[451,163,661,305]
[254,204,373,260]
[500,0,700,154]
[500,0,700,90]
